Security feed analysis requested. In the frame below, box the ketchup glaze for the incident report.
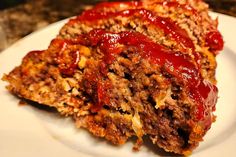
[85,29,218,120]
[69,0,223,54]
[69,5,204,65]
[53,29,218,121]
[206,31,224,52]
[72,8,195,52]
[52,39,80,76]
[54,1,224,121]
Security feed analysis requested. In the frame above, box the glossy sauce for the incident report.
[88,29,199,84]
[74,7,203,65]
[52,39,80,76]
[206,31,224,52]
[59,1,222,121]
[53,28,218,120]
[85,29,217,120]
[160,1,223,53]
[72,8,195,52]
[69,0,223,55]
[153,1,223,53]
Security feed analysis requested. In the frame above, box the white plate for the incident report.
[0,12,236,157]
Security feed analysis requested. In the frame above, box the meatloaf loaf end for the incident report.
[2,0,224,155]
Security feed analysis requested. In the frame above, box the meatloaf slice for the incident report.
[2,0,223,155]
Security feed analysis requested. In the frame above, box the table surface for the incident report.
[0,0,235,51]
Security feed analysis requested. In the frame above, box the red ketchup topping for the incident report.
[52,28,217,122]
[206,31,224,53]
[52,39,80,76]
[58,1,221,123]
[88,29,199,84]
[82,68,111,113]
[72,9,195,51]
[69,8,201,65]
[190,81,218,121]
[93,81,111,112]
[84,29,217,121]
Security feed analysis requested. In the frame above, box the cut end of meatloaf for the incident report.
[2,0,223,155]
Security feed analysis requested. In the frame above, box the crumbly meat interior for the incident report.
[2,0,223,155]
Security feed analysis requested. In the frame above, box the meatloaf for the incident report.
[2,0,224,155]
